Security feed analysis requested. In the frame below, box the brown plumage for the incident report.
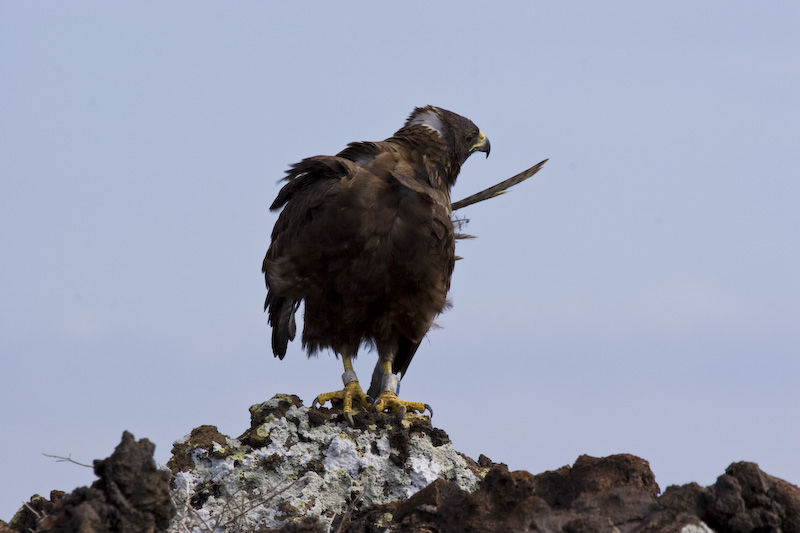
[263,106,489,406]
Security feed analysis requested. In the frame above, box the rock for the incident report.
[3,491,65,533]
[6,431,174,533]
[6,394,799,532]
[164,395,800,532]
[659,461,800,533]
[342,453,800,533]
[166,394,481,532]
[343,454,666,532]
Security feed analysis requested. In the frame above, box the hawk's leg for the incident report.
[371,359,432,418]
[312,353,371,426]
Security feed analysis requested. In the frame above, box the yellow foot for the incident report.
[312,381,371,425]
[372,391,432,419]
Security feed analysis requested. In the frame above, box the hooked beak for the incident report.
[471,130,490,158]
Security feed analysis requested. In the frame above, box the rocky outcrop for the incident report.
[658,461,800,533]
[360,454,670,533]
[167,394,481,532]
[4,394,799,532]
[6,431,174,533]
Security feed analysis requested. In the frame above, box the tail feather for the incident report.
[267,294,299,359]
[392,336,421,379]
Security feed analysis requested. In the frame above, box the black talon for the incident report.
[344,411,355,426]
[425,404,433,418]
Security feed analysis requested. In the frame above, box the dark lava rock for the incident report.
[340,454,800,533]
[5,398,799,532]
[341,454,662,533]
[167,424,232,474]
[3,491,65,533]
[7,431,174,533]
[660,461,800,533]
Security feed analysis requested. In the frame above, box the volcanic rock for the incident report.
[7,431,173,533]
[5,394,799,532]
[166,394,481,531]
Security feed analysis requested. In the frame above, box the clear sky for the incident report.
[1,2,798,521]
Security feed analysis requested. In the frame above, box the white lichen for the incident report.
[167,398,481,532]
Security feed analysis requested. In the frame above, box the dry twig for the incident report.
[42,453,93,468]
[333,491,363,533]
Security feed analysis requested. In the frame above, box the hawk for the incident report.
[263,106,540,424]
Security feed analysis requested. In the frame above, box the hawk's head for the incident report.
[405,106,490,166]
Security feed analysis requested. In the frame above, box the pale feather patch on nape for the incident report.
[408,110,445,139]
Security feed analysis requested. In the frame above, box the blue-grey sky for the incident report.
[1,2,798,521]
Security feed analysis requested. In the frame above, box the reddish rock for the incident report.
[661,461,800,533]
[5,409,799,533]
[339,454,800,533]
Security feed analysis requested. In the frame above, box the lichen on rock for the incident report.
[166,394,482,531]
[6,394,799,533]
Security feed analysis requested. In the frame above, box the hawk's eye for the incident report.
[465,134,474,143]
